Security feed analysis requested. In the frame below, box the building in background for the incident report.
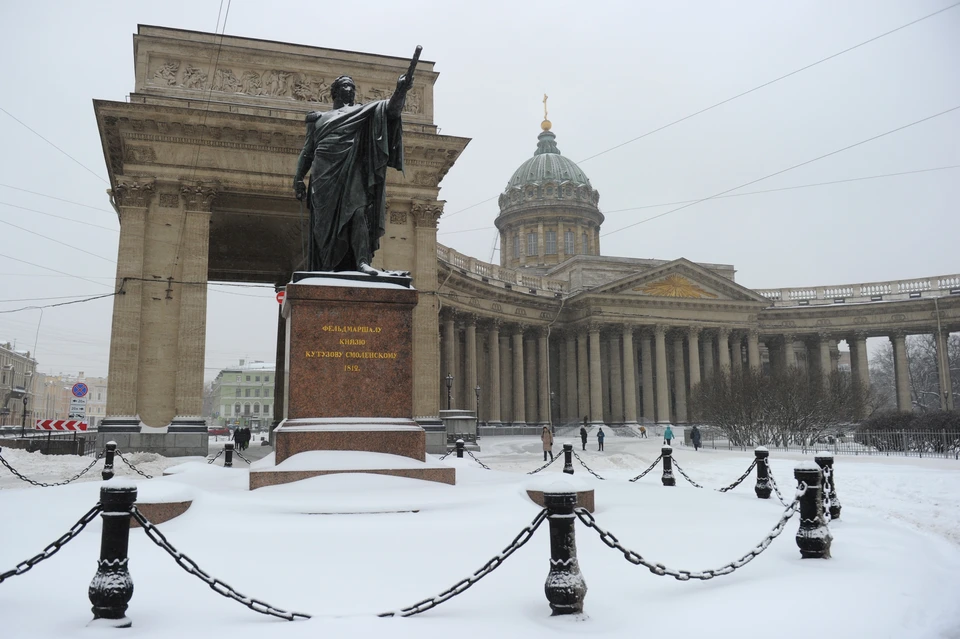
[1,341,37,428]
[32,372,109,428]
[208,360,276,431]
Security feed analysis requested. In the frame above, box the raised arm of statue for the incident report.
[387,45,421,118]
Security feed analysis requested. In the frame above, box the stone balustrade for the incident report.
[755,274,960,307]
[437,244,567,295]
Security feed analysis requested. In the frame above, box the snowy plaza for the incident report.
[2,433,960,639]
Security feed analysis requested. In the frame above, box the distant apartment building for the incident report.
[34,372,109,428]
[1,341,37,427]
[209,360,276,430]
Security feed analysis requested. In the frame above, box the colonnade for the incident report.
[439,310,956,425]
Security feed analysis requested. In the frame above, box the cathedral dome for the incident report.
[505,130,594,191]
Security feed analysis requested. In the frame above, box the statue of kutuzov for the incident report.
[294,47,421,277]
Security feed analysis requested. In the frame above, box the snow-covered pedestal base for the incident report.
[249,450,456,490]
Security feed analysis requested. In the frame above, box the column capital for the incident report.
[621,323,636,338]
[179,181,220,212]
[816,331,834,341]
[686,325,702,338]
[717,326,731,339]
[889,329,908,341]
[652,324,668,337]
[111,179,156,208]
[747,327,760,339]
[485,318,503,332]
[512,323,528,336]
[587,321,604,334]
[411,200,444,228]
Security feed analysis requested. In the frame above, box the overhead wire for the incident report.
[0,201,118,232]
[0,253,113,289]
[0,107,108,184]
[0,184,115,215]
[0,218,116,263]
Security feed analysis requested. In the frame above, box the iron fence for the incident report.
[686,428,959,459]
[0,431,98,456]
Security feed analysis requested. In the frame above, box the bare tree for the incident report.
[869,334,960,412]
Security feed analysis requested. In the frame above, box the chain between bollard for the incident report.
[527,453,562,475]
[131,507,311,621]
[574,485,806,581]
[571,451,606,480]
[764,459,790,506]
[672,458,758,493]
[0,450,103,488]
[115,450,154,479]
[466,450,492,470]
[380,508,548,617]
[671,458,705,488]
[207,448,225,465]
[233,449,254,465]
[627,455,662,482]
[438,448,455,460]
[0,503,103,584]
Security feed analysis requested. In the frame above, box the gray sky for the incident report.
[0,0,957,381]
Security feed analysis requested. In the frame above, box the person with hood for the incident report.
[691,425,702,451]
[541,426,554,461]
[580,417,588,450]
[597,427,605,451]
[664,425,674,447]
[639,425,647,438]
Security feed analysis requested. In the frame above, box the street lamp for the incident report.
[445,374,453,410]
[550,391,556,433]
[474,385,481,425]
[20,395,28,438]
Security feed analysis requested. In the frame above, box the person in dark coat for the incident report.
[691,425,702,451]
[579,425,588,450]
[597,427,605,452]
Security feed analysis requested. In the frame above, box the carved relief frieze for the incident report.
[158,193,179,208]
[124,146,156,164]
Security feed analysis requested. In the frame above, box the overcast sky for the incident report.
[0,0,957,381]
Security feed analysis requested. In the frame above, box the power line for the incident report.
[0,184,115,215]
[438,164,960,235]
[0,201,118,233]
[601,105,960,237]
[0,253,113,289]
[0,107,108,184]
[0,218,116,264]
[0,293,113,303]
[0,292,119,314]
[441,2,960,220]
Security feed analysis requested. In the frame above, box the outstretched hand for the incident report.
[395,73,414,95]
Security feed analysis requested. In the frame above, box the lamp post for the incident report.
[474,385,481,425]
[550,390,556,433]
[445,374,453,410]
[20,395,28,438]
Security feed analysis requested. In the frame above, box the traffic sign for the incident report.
[72,383,89,398]
[276,290,286,304]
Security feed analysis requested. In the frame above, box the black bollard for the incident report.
[101,441,117,481]
[754,447,772,499]
[88,483,137,627]
[563,442,574,475]
[543,489,587,615]
[794,463,832,559]
[456,439,465,458]
[661,446,675,486]
[224,442,234,468]
[815,452,841,520]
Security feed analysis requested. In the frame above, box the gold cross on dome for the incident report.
[543,94,549,120]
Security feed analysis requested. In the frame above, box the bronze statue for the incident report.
[294,46,421,276]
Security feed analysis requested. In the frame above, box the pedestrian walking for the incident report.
[639,425,647,438]
[691,425,702,451]
[541,426,554,462]
[597,427,605,452]
[664,425,674,447]
[580,416,588,451]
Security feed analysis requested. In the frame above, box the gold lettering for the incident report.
[344,365,360,372]
[321,325,383,333]
[339,338,366,346]
[344,351,398,359]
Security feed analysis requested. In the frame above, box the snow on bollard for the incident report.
[754,446,772,499]
[815,452,841,520]
[89,481,137,628]
[543,483,587,615]
[456,439,465,458]
[661,446,675,486]
[563,442,574,475]
[224,442,234,468]
[794,462,831,559]
[101,441,117,481]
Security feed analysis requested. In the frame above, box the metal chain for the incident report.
[132,507,311,621]
[574,485,807,582]
[821,466,832,522]
[233,449,254,465]
[628,455,662,482]
[763,459,790,507]
[115,450,154,479]
[379,508,548,617]
[672,458,758,493]
[671,458,705,488]
[571,451,606,480]
[0,504,102,584]
[466,450,491,470]
[207,448,225,465]
[527,453,562,475]
[438,448,455,460]
[0,450,103,488]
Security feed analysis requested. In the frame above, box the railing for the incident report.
[437,244,568,296]
[0,431,98,456]
[755,273,960,307]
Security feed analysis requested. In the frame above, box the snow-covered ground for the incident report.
[1,434,959,639]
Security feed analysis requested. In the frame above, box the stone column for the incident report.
[411,202,444,418]
[536,220,544,265]
[538,327,551,426]
[747,329,761,371]
[890,331,912,411]
[577,328,590,421]
[818,333,833,390]
[564,331,578,422]
[512,326,526,426]
[104,180,153,419]
[609,330,624,426]
[486,322,501,425]
[687,326,702,392]
[782,334,796,370]
[701,331,715,380]
[717,328,731,372]
[524,330,537,425]
[500,333,512,423]
[588,324,604,426]
[849,332,870,392]
[654,325,670,424]
[672,334,687,423]
[600,337,611,424]
[464,316,478,413]
[641,330,655,424]
[934,329,955,411]
[442,314,456,408]
[621,325,639,427]
[729,332,743,375]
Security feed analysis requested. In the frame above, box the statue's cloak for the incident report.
[300,101,403,271]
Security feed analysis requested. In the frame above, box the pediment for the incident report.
[589,258,770,303]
